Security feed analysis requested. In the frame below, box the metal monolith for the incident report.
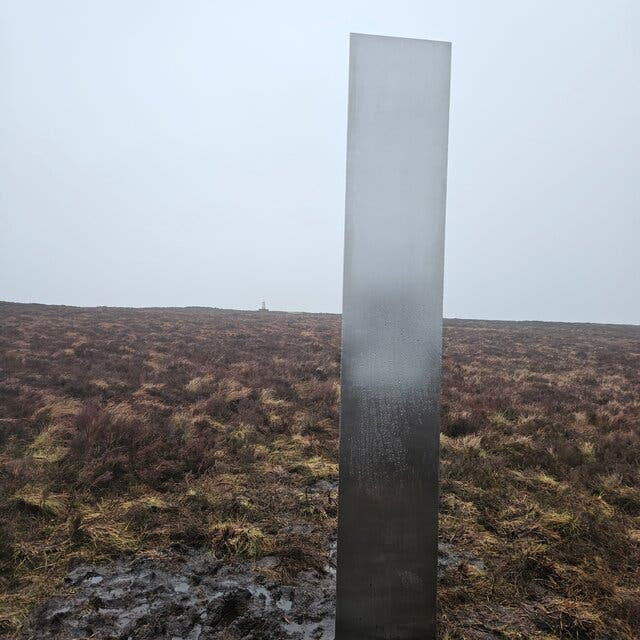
[336,33,451,639]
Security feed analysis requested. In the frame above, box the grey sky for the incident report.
[1,1,638,323]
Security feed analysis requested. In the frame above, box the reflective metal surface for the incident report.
[336,34,451,639]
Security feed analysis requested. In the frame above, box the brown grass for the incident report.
[0,302,638,638]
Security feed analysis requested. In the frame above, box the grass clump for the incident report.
[12,486,68,517]
[210,521,267,558]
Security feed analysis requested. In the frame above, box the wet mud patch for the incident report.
[15,540,495,640]
[17,542,335,640]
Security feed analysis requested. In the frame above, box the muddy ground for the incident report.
[15,541,487,640]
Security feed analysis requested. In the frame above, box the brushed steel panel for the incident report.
[336,33,451,640]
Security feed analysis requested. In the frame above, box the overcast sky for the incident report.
[1,1,638,323]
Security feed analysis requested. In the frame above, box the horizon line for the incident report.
[1,300,637,328]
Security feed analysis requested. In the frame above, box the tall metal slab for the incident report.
[336,34,451,639]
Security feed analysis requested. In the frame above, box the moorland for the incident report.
[0,302,638,638]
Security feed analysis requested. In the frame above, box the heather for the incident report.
[0,302,638,638]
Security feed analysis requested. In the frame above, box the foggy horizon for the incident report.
[2,1,639,325]
[2,299,639,328]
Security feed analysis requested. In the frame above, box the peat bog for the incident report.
[0,302,638,638]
